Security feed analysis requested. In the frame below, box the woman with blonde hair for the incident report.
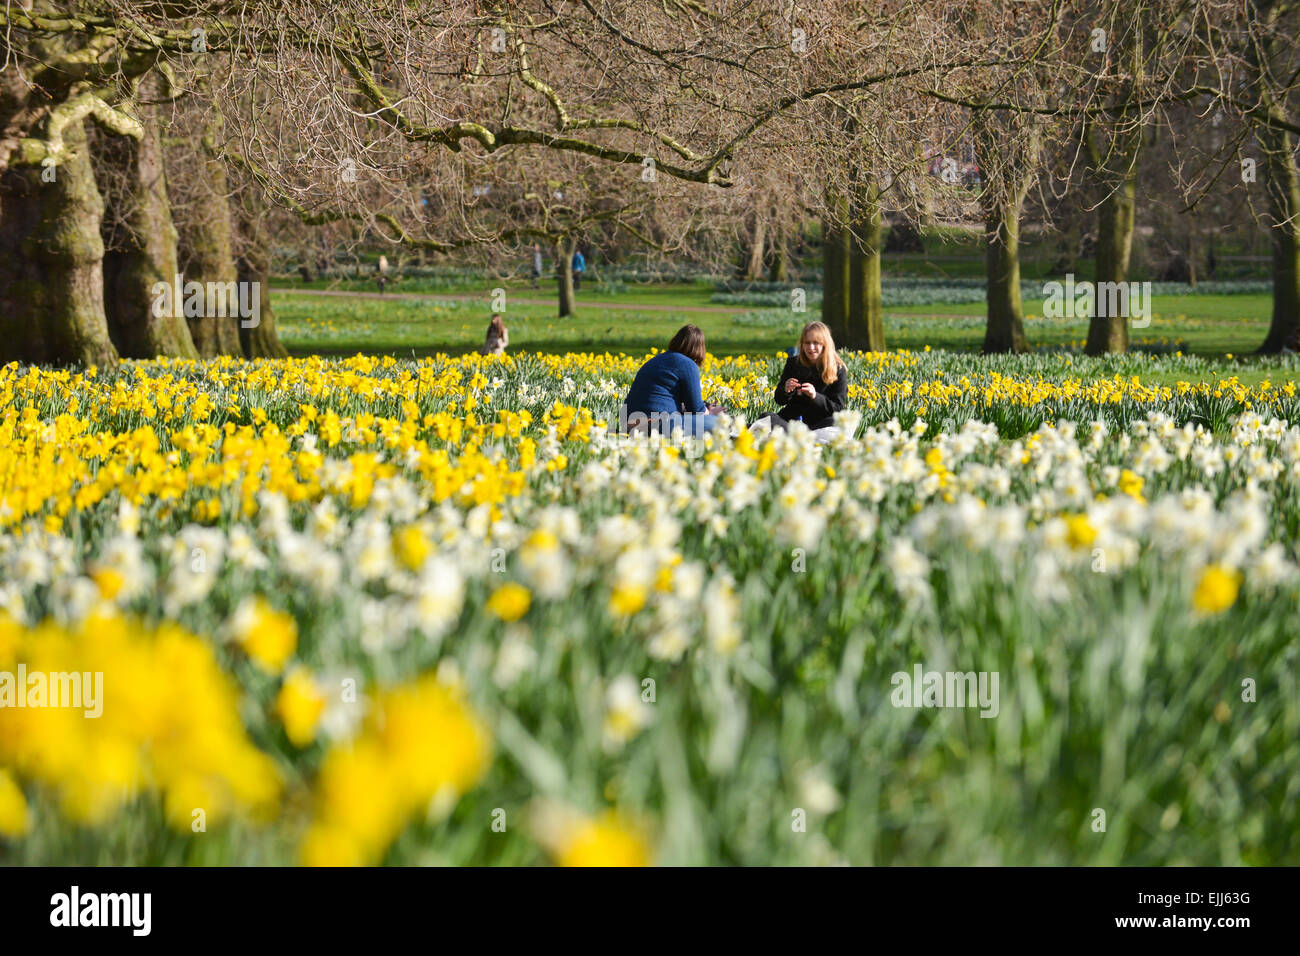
[753,321,848,435]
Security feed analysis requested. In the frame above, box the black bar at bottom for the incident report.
[0,866,1287,942]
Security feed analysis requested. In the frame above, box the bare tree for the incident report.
[95,72,198,358]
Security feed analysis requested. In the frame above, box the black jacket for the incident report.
[772,354,847,429]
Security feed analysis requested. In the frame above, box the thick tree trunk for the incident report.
[179,146,243,358]
[100,85,197,360]
[237,243,289,360]
[847,181,885,351]
[982,195,1029,354]
[1257,118,1300,353]
[1083,26,1143,357]
[974,113,1037,354]
[236,250,285,359]
[0,170,45,364]
[820,194,850,344]
[556,236,576,317]
[236,202,289,359]
[19,120,118,368]
[1084,165,1137,356]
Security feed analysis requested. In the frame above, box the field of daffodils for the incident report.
[1,348,1297,865]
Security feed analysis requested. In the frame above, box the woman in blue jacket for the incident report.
[621,325,718,436]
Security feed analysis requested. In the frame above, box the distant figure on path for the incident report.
[572,247,586,291]
[481,314,509,356]
[531,244,543,288]
[376,255,390,294]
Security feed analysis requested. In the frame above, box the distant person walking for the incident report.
[481,314,508,356]
[530,244,543,289]
[572,247,586,291]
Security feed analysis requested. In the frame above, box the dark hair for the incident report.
[667,324,706,366]
[487,313,506,336]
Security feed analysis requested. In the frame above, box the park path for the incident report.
[272,287,976,320]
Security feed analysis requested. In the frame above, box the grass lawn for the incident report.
[271,280,1295,387]
[273,284,761,356]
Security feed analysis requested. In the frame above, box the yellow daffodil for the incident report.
[486,583,531,622]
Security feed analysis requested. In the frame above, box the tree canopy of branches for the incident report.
[2,1,1299,364]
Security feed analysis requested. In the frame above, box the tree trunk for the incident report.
[974,112,1038,354]
[1257,116,1300,353]
[235,198,289,359]
[1083,25,1143,357]
[1084,163,1137,356]
[767,218,788,282]
[179,144,243,358]
[847,181,885,351]
[0,170,45,364]
[236,247,286,359]
[19,120,118,368]
[982,199,1029,354]
[100,83,197,360]
[556,236,576,317]
[744,209,767,281]
[820,194,850,344]
[237,238,289,360]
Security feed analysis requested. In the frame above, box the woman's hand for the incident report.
[784,378,800,394]
[798,382,816,399]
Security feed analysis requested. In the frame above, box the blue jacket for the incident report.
[572,251,586,272]
[624,351,706,416]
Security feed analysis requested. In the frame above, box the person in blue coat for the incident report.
[572,248,586,291]
[621,325,718,437]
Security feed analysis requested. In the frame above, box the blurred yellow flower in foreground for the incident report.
[1193,565,1240,615]
[608,583,648,618]
[532,802,651,867]
[392,525,432,572]
[1118,469,1146,501]
[301,674,491,866]
[275,668,326,747]
[89,567,126,601]
[487,583,531,622]
[0,612,281,830]
[558,814,650,867]
[229,597,298,674]
[1064,514,1098,550]
[0,769,30,838]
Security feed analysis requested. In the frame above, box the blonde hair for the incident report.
[797,321,844,385]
